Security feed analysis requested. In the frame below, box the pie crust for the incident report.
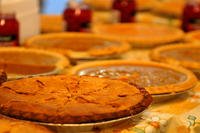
[0,70,7,85]
[69,60,197,95]
[83,0,156,11]
[0,47,69,79]
[41,15,63,33]
[25,33,130,61]
[0,115,53,133]
[151,44,200,78]
[185,30,200,43]
[136,0,157,11]
[150,43,200,78]
[0,75,152,124]
[135,12,181,27]
[92,23,184,48]
[151,0,185,18]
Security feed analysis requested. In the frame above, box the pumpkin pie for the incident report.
[69,60,197,95]
[0,75,152,124]
[135,12,181,27]
[0,115,53,133]
[151,44,200,78]
[151,0,185,18]
[83,0,113,10]
[0,70,7,85]
[93,23,184,48]
[25,33,130,61]
[185,30,200,43]
[83,0,156,11]
[136,0,157,11]
[0,47,69,79]
[41,15,63,33]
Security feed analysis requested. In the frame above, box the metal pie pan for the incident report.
[152,88,191,103]
[35,113,143,133]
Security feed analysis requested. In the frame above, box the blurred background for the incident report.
[41,0,69,14]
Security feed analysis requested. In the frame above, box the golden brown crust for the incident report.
[83,0,113,10]
[135,12,181,27]
[83,0,157,11]
[25,33,130,60]
[92,23,184,48]
[0,115,53,133]
[69,60,197,95]
[185,30,200,43]
[136,0,157,11]
[0,75,152,124]
[152,0,185,18]
[0,47,69,79]
[0,70,7,84]
[150,44,200,70]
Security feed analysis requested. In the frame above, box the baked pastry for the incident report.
[151,44,200,78]
[0,75,152,124]
[136,0,157,11]
[0,70,7,85]
[0,47,69,79]
[152,0,186,18]
[25,33,130,61]
[83,0,156,11]
[92,23,184,48]
[41,15,63,33]
[83,0,113,10]
[185,30,200,43]
[69,60,197,95]
[135,12,181,27]
[0,115,53,133]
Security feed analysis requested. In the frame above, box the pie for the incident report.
[83,0,113,10]
[25,33,130,61]
[0,47,69,79]
[83,0,156,11]
[0,115,53,133]
[41,15,63,33]
[92,23,184,48]
[135,12,181,27]
[151,44,200,78]
[185,30,200,43]
[0,75,152,124]
[69,60,197,95]
[136,0,157,11]
[151,0,185,18]
[0,70,7,85]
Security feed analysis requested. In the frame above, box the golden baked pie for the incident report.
[83,0,113,10]
[135,12,181,27]
[83,0,156,11]
[0,75,152,124]
[0,70,7,85]
[151,44,200,78]
[69,60,197,95]
[41,15,63,33]
[0,115,53,133]
[93,23,184,48]
[185,30,200,43]
[25,33,130,61]
[0,47,69,79]
[152,0,185,18]
[136,0,157,11]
